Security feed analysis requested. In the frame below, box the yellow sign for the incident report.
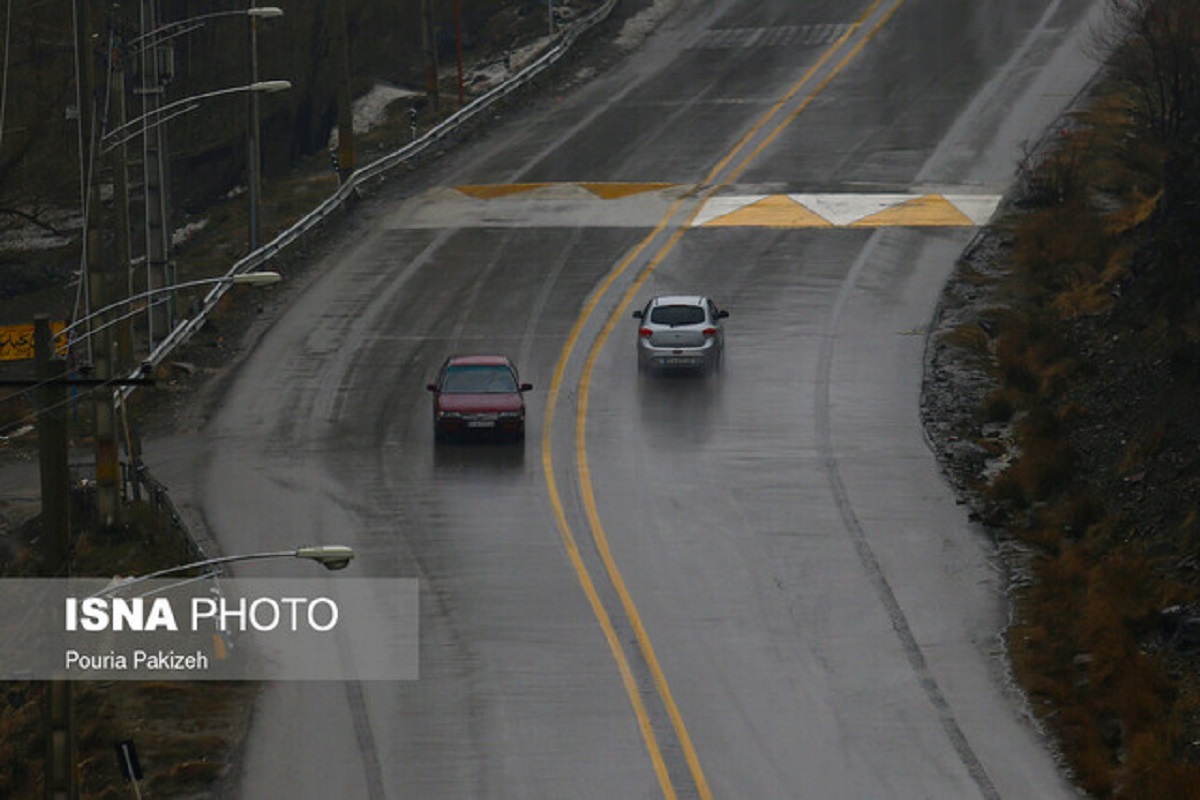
[0,321,67,362]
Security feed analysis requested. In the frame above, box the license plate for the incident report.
[467,420,495,428]
[663,358,694,365]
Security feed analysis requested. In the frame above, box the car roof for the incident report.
[445,354,514,367]
[647,295,707,306]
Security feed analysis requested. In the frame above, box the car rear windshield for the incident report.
[650,305,705,326]
[442,365,518,393]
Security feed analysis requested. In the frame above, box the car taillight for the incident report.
[639,327,654,338]
[702,327,717,338]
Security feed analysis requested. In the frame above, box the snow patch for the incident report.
[172,218,209,247]
[329,83,422,148]
[0,207,80,252]
[614,0,682,50]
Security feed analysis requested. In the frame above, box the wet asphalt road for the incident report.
[157,0,1107,796]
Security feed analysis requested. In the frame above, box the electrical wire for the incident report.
[0,368,137,441]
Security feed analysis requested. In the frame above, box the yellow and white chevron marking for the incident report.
[428,184,1003,230]
[693,193,1002,227]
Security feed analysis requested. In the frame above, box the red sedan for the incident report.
[426,355,532,442]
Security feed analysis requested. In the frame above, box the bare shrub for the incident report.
[939,322,991,360]
[980,387,1017,423]
[1101,0,1200,321]
[1101,0,1200,144]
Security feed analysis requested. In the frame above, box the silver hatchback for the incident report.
[632,295,728,373]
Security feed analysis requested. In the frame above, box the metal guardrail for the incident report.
[124,0,619,394]
[136,465,208,564]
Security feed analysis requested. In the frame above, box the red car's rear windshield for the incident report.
[441,365,518,393]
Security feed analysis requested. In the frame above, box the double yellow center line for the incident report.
[539,2,906,795]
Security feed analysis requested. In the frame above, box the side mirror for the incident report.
[717,309,729,319]
[519,383,533,392]
[631,310,644,320]
[426,383,438,392]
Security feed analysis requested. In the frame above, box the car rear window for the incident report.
[442,365,518,393]
[649,305,705,326]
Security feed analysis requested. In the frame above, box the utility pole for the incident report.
[34,316,71,573]
[421,0,440,112]
[248,0,263,250]
[111,33,134,370]
[333,0,355,180]
[140,0,173,345]
[73,1,120,530]
[35,317,75,800]
[454,0,464,107]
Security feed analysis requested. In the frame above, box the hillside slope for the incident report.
[923,46,1200,797]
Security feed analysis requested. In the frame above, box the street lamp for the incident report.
[44,270,277,531]
[44,541,351,798]
[117,6,287,351]
[128,5,285,50]
[101,81,292,152]
[55,271,281,355]
[94,544,356,597]
[123,6,285,255]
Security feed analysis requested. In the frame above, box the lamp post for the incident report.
[45,271,280,532]
[248,4,285,251]
[84,76,287,530]
[121,5,285,346]
[98,79,287,350]
[45,543,351,799]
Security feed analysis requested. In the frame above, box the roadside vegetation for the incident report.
[936,1,1200,795]
[0,496,257,798]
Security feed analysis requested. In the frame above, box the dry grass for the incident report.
[939,322,992,362]
[1009,544,1180,795]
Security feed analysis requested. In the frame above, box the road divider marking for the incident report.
[541,3,923,798]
